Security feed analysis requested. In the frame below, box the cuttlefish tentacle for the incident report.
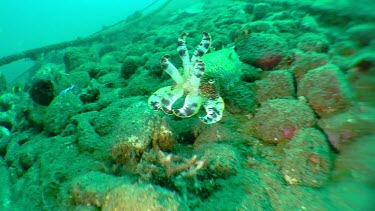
[189,59,205,88]
[199,97,224,124]
[160,54,183,84]
[160,87,184,114]
[173,92,202,118]
[148,86,172,110]
[177,32,191,77]
[191,32,211,67]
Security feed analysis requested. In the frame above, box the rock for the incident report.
[193,122,241,147]
[346,23,375,46]
[102,184,185,211]
[273,20,298,34]
[97,71,121,84]
[223,81,256,114]
[318,106,375,151]
[72,62,117,79]
[0,72,7,94]
[28,64,68,106]
[297,33,329,53]
[300,15,320,32]
[119,69,161,97]
[110,102,161,165]
[143,52,165,77]
[281,128,332,187]
[211,34,231,51]
[63,47,98,72]
[68,172,129,208]
[327,134,375,210]
[252,99,316,143]
[243,3,254,14]
[0,128,10,156]
[121,56,142,79]
[0,156,12,210]
[0,112,13,130]
[236,33,289,70]
[291,52,329,83]
[44,93,83,135]
[19,149,35,170]
[333,134,375,185]
[332,40,359,57]
[4,139,20,168]
[98,45,116,58]
[241,65,262,83]
[197,143,239,179]
[29,79,55,106]
[215,11,247,27]
[350,51,375,74]
[348,52,375,105]
[79,88,100,104]
[71,111,101,153]
[254,70,295,103]
[65,71,90,89]
[298,64,352,118]
[252,3,272,20]
[247,21,278,34]
[0,94,16,112]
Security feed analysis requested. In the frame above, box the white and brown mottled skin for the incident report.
[148,32,225,124]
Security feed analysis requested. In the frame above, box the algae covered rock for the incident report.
[281,128,332,187]
[102,184,186,211]
[0,111,13,131]
[0,72,7,94]
[67,171,131,208]
[236,33,289,70]
[247,20,278,34]
[110,102,170,166]
[297,32,329,53]
[291,52,328,83]
[348,51,375,105]
[197,143,239,179]
[44,93,83,135]
[318,107,375,151]
[254,70,295,103]
[223,81,256,114]
[63,47,98,72]
[252,3,272,20]
[71,111,102,154]
[298,64,352,118]
[346,23,375,46]
[121,56,142,79]
[252,99,316,143]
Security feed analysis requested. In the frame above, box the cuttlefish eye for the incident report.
[208,78,215,84]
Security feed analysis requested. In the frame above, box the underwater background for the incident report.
[0,0,374,210]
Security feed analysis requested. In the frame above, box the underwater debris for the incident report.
[137,149,207,202]
[148,32,224,124]
[59,84,75,95]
